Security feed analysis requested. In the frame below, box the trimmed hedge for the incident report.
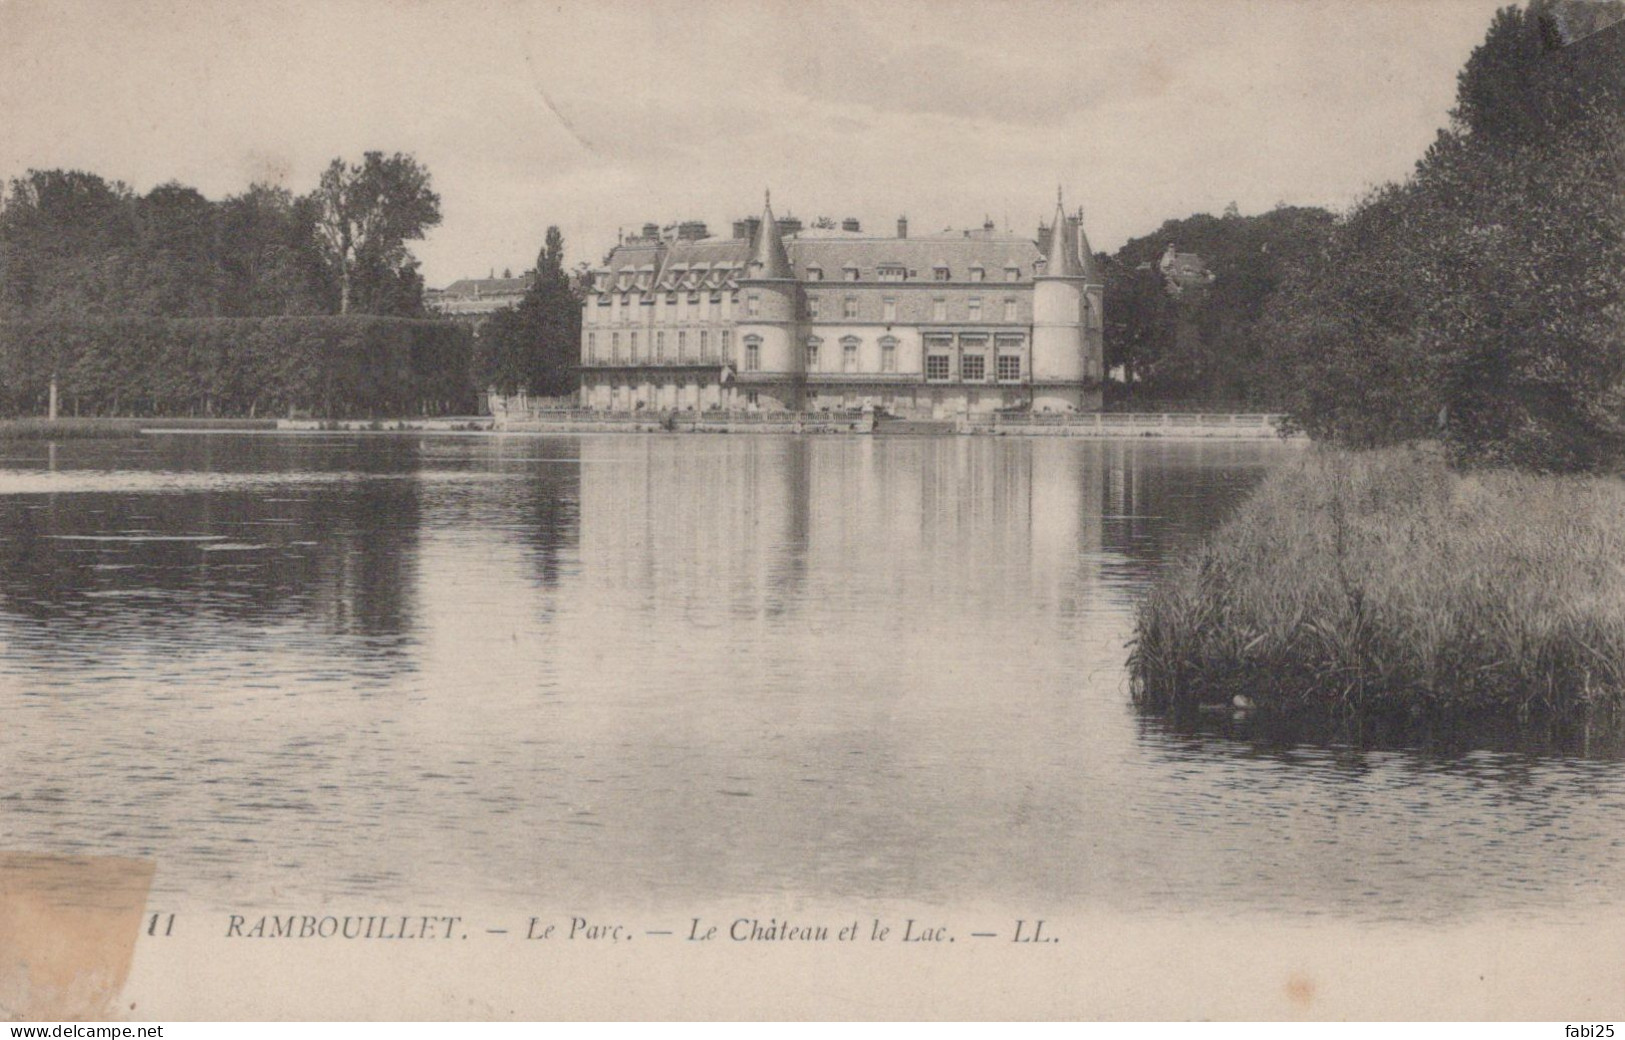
[0,316,475,419]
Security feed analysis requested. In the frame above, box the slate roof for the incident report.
[746,199,794,280]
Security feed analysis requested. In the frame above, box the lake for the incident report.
[3,433,1623,925]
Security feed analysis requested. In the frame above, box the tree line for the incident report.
[0,153,488,417]
[1264,0,1625,471]
[0,153,441,321]
[1106,1,1625,472]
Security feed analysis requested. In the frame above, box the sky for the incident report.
[0,0,1508,287]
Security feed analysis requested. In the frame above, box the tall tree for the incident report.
[1103,206,1335,405]
[216,184,331,316]
[473,226,582,398]
[312,152,441,315]
[1262,0,1625,469]
[0,170,136,320]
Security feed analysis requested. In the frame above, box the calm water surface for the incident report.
[2,433,1622,922]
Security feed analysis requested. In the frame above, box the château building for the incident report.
[424,274,531,331]
[578,192,1104,417]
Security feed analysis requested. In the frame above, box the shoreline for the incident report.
[0,413,1302,441]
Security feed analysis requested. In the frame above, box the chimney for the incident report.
[776,216,802,236]
[641,223,659,239]
[734,216,761,241]
[896,216,908,239]
[678,220,708,240]
[841,217,861,233]
[983,217,995,234]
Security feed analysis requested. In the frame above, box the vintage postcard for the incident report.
[2,0,1623,1022]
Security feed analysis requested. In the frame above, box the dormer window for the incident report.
[806,266,823,281]
[878,264,906,282]
[1005,266,1021,281]
[843,266,860,281]
[970,267,985,282]
[933,266,950,281]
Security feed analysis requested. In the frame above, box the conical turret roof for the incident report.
[746,192,794,280]
[1075,211,1103,285]
[1041,191,1085,279]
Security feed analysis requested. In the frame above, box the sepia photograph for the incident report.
[1,0,1624,1024]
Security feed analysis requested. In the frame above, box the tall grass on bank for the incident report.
[1129,447,1625,725]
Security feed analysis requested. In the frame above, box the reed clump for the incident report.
[1129,446,1625,725]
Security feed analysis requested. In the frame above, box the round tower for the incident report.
[1031,191,1091,412]
[734,192,802,409]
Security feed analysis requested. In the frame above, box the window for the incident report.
[961,353,986,382]
[677,331,687,359]
[709,297,721,320]
[997,354,1022,381]
[587,332,596,360]
[1003,298,1017,322]
[721,330,732,361]
[1005,267,1021,281]
[611,332,621,361]
[880,336,898,373]
[585,303,595,325]
[925,355,951,381]
[842,337,859,373]
[808,296,821,319]
[883,297,897,322]
[933,266,950,281]
[968,298,982,321]
[746,391,759,406]
[747,295,760,317]
[667,292,678,307]
[744,337,761,371]
[932,297,947,321]
[699,330,710,359]
[806,267,823,281]
[806,337,821,371]
[655,331,665,361]
[628,331,639,361]
[970,267,985,282]
[879,265,906,281]
[844,266,859,281]
[843,296,857,319]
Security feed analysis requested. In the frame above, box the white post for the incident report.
[48,374,58,421]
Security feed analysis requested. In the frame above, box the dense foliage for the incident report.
[0,157,438,323]
[0,154,470,417]
[1263,1,1625,471]
[1103,205,1335,407]
[0,317,473,418]
[472,226,582,398]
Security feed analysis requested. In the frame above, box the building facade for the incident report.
[579,194,1103,417]
[424,275,531,330]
